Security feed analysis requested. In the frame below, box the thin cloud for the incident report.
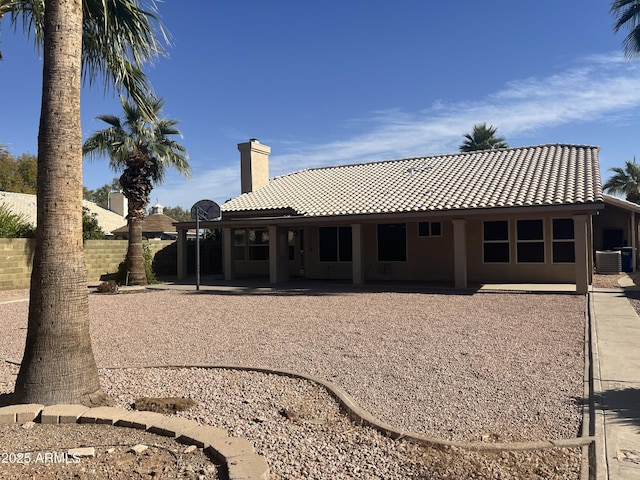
[270,52,640,171]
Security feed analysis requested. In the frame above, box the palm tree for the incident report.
[611,0,640,58]
[1,0,168,117]
[11,0,170,406]
[603,158,640,204]
[83,96,190,285]
[12,0,100,406]
[459,123,509,152]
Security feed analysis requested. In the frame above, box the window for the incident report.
[378,223,407,261]
[288,230,296,261]
[234,230,246,261]
[483,220,510,263]
[517,219,544,263]
[319,226,352,262]
[552,218,575,263]
[418,221,442,237]
[248,229,269,261]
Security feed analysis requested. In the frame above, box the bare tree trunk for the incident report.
[14,0,105,406]
[127,216,147,285]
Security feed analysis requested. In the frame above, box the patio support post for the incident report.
[452,219,467,289]
[223,227,235,281]
[351,223,364,285]
[177,228,187,280]
[631,211,637,272]
[588,216,594,284]
[573,215,589,294]
[269,225,289,283]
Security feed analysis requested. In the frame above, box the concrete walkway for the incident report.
[592,285,640,480]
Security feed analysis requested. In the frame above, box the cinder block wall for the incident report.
[0,238,177,291]
[0,238,36,291]
[84,240,129,282]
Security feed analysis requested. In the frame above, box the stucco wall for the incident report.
[0,239,176,291]
[234,215,583,284]
[464,216,578,284]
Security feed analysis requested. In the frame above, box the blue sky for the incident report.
[2,1,640,209]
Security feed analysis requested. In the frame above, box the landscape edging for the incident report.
[0,402,269,480]
[100,362,596,454]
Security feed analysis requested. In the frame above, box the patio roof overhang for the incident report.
[174,201,605,231]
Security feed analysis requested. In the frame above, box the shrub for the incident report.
[82,207,106,239]
[96,280,119,293]
[0,203,105,239]
[115,243,160,285]
[0,203,36,238]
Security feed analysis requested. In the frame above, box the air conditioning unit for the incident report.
[595,250,621,274]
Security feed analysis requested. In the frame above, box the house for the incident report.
[0,190,126,235]
[175,140,606,293]
[112,202,179,240]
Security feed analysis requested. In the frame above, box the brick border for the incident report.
[0,403,269,480]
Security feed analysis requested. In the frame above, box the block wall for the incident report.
[0,239,177,290]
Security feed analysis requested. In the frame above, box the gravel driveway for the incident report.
[1,286,585,443]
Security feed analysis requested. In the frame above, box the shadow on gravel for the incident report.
[183,288,343,297]
[179,284,481,297]
[623,290,640,299]
[160,277,481,297]
[0,392,15,407]
[596,387,640,430]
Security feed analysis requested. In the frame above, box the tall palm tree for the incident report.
[611,0,640,58]
[603,158,640,204]
[13,0,100,406]
[459,123,509,152]
[83,96,190,285]
[11,0,170,406]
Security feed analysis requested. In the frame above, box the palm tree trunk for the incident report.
[627,192,640,205]
[127,216,147,285]
[14,0,105,406]
[120,156,152,286]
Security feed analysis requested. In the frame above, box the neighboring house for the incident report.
[112,202,179,240]
[0,190,126,235]
[175,140,607,293]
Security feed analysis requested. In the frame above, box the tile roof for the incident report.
[222,144,603,217]
[112,213,177,234]
[0,191,126,234]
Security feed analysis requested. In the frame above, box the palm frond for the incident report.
[83,94,190,207]
[611,0,640,58]
[2,0,169,118]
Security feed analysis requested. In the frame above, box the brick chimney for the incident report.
[238,138,270,193]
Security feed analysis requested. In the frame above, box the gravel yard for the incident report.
[1,287,585,442]
[0,286,586,479]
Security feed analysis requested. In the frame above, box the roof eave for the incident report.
[603,194,640,213]
[178,202,604,229]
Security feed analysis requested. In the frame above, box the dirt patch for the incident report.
[0,422,220,479]
[132,397,196,415]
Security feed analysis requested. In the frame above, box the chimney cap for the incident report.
[250,138,260,143]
